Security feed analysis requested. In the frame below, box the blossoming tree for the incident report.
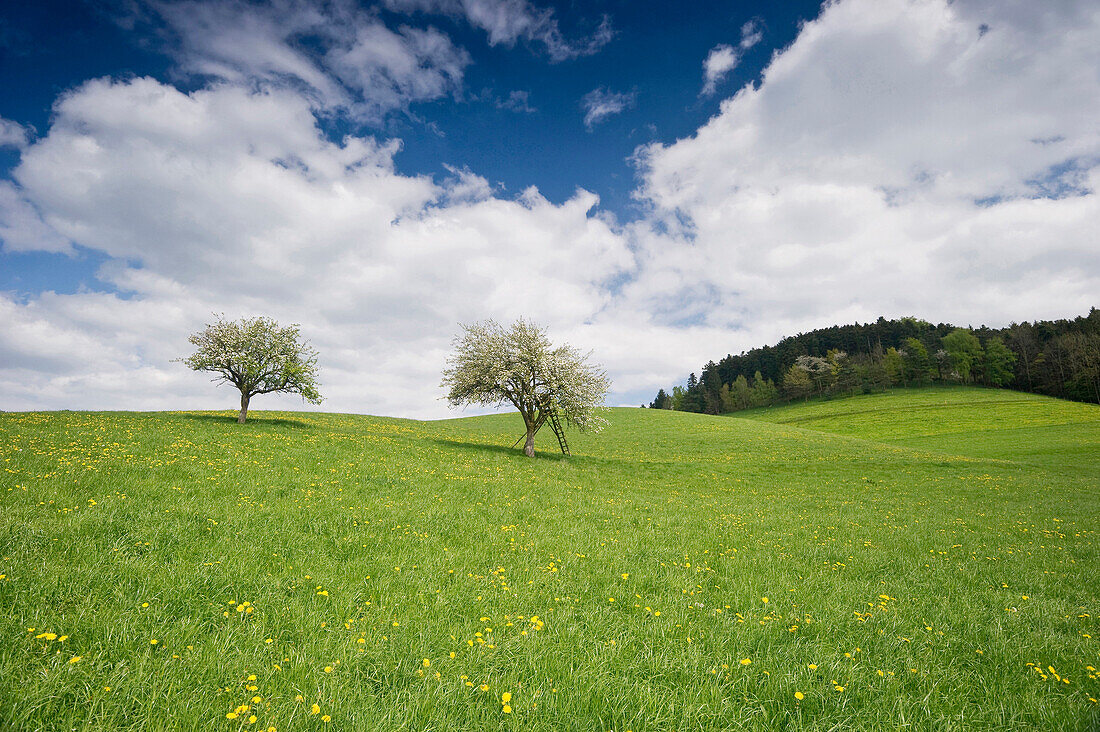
[181,315,322,423]
[441,319,610,457]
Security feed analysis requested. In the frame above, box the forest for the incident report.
[649,308,1100,413]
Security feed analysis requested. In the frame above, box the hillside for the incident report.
[742,387,1100,473]
[1,395,1098,730]
[651,309,1100,414]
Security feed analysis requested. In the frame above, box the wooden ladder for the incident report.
[547,408,570,456]
[510,403,570,456]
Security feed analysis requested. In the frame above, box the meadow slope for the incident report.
[1,387,1098,730]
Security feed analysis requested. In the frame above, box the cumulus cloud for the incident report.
[146,0,470,121]
[384,0,614,61]
[3,0,1099,417]
[638,0,1100,340]
[1,77,634,416]
[0,117,31,149]
[0,182,71,254]
[581,87,636,130]
[701,19,763,96]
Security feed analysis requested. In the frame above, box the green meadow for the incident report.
[1,387,1098,730]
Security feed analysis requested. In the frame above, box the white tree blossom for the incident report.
[441,319,609,457]
[181,315,322,423]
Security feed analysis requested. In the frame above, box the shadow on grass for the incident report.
[429,437,573,462]
[175,412,313,429]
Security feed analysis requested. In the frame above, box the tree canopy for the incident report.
[651,308,1100,413]
[182,315,322,423]
[441,319,609,457]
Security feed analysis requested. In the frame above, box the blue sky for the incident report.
[1,0,1097,416]
[1,0,824,296]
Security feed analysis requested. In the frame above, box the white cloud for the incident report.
[496,90,536,113]
[3,0,1099,418]
[581,88,636,130]
[149,0,469,121]
[1,77,634,417]
[701,19,763,96]
[739,19,763,50]
[383,0,614,61]
[701,46,739,97]
[638,0,1100,340]
[0,117,31,149]
[0,182,72,254]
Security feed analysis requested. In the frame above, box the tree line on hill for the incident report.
[649,308,1100,413]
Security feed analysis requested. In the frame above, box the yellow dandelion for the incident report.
[480,684,489,692]
[149,639,158,645]
[321,715,331,723]
[794,691,804,701]
[324,666,333,673]
[422,659,431,668]
[808,663,817,670]
[740,658,751,666]
[68,655,82,664]
[311,703,321,715]
[502,692,512,703]
[502,705,512,714]
[248,715,257,724]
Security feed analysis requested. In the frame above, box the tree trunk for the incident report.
[523,422,536,458]
[238,392,250,424]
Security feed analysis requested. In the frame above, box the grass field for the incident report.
[1,387,1098,730]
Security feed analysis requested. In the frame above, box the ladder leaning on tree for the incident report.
[546,407,570,456]
[511,399,570,456]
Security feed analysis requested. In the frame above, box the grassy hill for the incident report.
[1,388,1098,730]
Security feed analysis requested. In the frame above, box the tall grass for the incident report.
[1,387,1098,730]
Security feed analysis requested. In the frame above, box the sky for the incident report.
[0,0,1097,418]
